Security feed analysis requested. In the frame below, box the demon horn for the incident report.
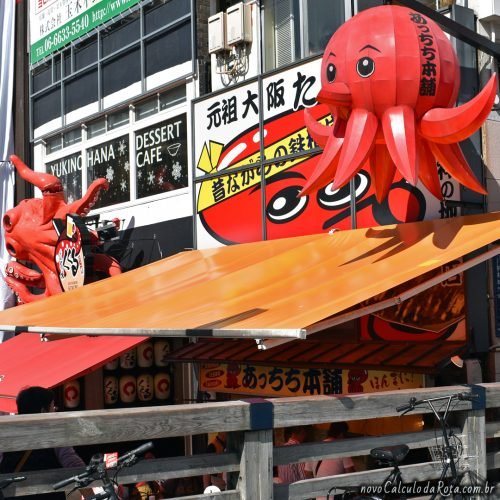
[10,154,62,192]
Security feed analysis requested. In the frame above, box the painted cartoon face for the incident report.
[302,5,496,202]
[197,107,426,245]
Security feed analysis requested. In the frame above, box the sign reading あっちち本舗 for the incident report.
[200,363,423,397]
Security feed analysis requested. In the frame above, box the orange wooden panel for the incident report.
[0,212,497,334]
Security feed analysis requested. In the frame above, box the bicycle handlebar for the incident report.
[396,392,478,414]
[52,441,154,490]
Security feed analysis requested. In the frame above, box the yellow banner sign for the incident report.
[200,363,423,398]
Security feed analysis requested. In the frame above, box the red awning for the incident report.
[0,333,146,413]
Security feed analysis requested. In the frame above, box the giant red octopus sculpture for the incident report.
[302,5,497,202]
[3,155,122,304]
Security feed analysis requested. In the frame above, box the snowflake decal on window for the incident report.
[106,166,114,183]
[148,172,155,185]
[172,161,182,180]
[124,161,130,172]
[120,180,127,192]
[118,140,126,155]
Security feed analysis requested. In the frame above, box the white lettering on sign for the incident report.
[87,143,116,167]
[135,120,182,167]
[50,155,83,177]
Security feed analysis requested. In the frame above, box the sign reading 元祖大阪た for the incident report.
[30,0,142,64]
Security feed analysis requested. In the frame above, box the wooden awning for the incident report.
[166,338,466,374]
[0,212,497,339]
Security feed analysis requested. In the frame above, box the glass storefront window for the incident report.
[87,135,130,209]
[135,113,188,199]
[46,152,83,203]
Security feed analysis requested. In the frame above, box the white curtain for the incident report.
[0,0,17,342]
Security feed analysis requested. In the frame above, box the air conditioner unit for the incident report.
[226,2,252,46]
[208,11,229,53]
[476,0,500,22]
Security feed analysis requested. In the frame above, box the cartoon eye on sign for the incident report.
[196,106,426,245]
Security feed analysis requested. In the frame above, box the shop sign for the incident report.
[135,114,188,198]
[200,363,423,398]
[30,0,142,64]
[193,59,459,249]
[53,214,91,291]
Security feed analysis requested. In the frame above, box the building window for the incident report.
[263,0,346,71]
[135,114,188,199]
[43,89,188,210]
[29,0,194,137]
[87,135,130,209]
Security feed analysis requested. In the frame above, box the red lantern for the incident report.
[154,373,171,401]
[137,341,154,368]
[63,380,80,409]
[119,375,137,403]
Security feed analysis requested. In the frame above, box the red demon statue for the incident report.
[3,155,122,304]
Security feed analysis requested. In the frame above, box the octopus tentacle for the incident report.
[382,105,418,186]
[303,108,331,148]
[10,155,63,193]
[66,179,109,216]
[427,142,487,194]
[419,74,497,144]
[331,108,378,191]
[369,144,396,203]
[300,118,346,196]
[416,136,442,200]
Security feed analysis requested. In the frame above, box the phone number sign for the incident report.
[30,0,142,64]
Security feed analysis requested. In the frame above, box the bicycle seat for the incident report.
[370,444,409,464]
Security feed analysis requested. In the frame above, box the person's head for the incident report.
[16,386,56,414]
[327,421,349,439]
[289,426,308,443]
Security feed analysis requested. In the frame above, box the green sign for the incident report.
[30,0,142,64]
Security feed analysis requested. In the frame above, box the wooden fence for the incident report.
[0,383,499,499]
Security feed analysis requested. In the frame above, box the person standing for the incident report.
[277,426,310,484]
[0,386,85,500]
[304,422,355,500]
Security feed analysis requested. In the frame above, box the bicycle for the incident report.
[0,475,25,500]
[53,441,153,500]
[327,391,486,500]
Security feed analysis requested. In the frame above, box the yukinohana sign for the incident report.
[30,0,142,64]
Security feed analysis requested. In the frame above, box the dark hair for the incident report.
[327,421,349,438]
[16,386,55,414]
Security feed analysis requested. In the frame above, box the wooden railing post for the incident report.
[238,429,274,500]
[237,398,274,499]
[458,386,487,486]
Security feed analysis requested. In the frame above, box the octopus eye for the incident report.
[325,63,336,83]
[3,214,12,232]
[317,172,370,209]
[267,186,308,223]
[356,57,375,77]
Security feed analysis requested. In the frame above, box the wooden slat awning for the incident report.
[166,338,466,374]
